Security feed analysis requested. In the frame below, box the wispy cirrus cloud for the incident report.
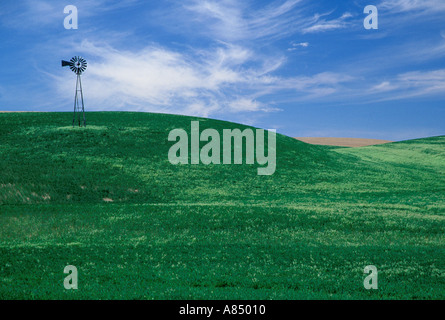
[51,40,286,117]
[346,69,445,105]
[386,69,445,98]
[285,72,355,95]
[379,0,445,13]
[50,38,357,117]
[0,0,140,30]
[181,0,305,41]
[287,41,309,51]
[302,12,353,34]
[170,0,354,41]
[228,98,279,113]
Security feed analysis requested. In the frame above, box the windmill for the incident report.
[62,56,87,127]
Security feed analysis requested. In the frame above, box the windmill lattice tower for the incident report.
[62,56,87,127]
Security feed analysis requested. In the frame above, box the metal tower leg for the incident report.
[73,75,79,127]
[73,74,86,127]
[79,75,86,127]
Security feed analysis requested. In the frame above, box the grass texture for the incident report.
[0,112,444,299]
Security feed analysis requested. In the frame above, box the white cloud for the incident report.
[0,0,58,29]
[287,42,309,51]
[172,0,358,42]
[371,81,398,92]
[379,0,445,13]
[228,98,263,112]
[52,40,288,116]
[397,69,445,94]
[302,12,353,34]
[0,0,140,29]
[179,0,307,41]
[228,98,281,113]
[358,69,445,103]
[50,36,359,117]
[290,72,354,91]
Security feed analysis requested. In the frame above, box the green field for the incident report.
[0,112,444,299]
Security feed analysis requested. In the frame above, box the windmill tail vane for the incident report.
[62,56,87,127]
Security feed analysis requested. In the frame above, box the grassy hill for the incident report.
[0,112,444,299]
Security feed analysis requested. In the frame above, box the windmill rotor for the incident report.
[61,56,87,75]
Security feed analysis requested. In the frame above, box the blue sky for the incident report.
[1,0,444,140]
